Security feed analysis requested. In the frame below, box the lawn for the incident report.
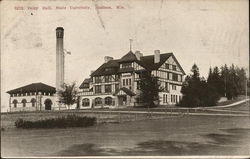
[2,115,250,157]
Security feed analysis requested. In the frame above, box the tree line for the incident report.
[179,64,248,107]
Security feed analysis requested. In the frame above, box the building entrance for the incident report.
[44,99,52,110]
[118,95,127,106]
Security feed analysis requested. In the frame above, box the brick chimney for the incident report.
[56,27,64,92]
[135,50,143,60]
[104,56,113,63]
[154,50,160,63]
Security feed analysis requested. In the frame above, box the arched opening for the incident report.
[21,99,27,107]
[94,97,102,106]
[105,97,112,105]
[44,99,52,110]
[12,99,18,108]
[31,98,36,107]
[82,98,90,107]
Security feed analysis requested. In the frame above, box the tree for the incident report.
[58,82,78,109]
[235,67,247,95]
[220,64,247,99]
[179,64,219,107]
[137,71,163,108]
[207,66,224,97]
[191,64,200,81]
[220,64,229,98]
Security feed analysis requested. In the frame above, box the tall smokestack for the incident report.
[56,27,64,92]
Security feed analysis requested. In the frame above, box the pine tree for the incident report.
[180,64,219,107]
[207,66,224,97]
[235,67,247,95]
[220,64,229,98]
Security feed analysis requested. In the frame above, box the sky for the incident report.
[1,0,249,112]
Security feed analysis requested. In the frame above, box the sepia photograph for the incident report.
[1,0,249,158]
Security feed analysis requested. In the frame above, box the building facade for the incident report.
[77,50,185,109]
[7,83,56,112]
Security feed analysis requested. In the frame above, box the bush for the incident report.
[15,115,96,129]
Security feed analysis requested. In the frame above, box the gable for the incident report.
[159,55,185,75]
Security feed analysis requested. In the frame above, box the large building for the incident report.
[6,83,56,112]
[77,50,185,109]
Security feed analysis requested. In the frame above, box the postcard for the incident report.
[1,0,249,158]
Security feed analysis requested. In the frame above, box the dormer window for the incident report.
[121,63,132,68]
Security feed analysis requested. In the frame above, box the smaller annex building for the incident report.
[7,83,56,112]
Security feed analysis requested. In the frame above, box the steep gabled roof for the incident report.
[140,53,172,70]
[119,51,137,63]
[115,87,136,96]
[6,82,56,94]
[79,78,91,89]
[90,51,185,77]
[91,59,120,76]
[139,53,185,74]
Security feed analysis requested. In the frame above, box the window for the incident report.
[163,94,168,103]
[123,78,131,86]
[123,79,126,86]
[82,98,90,106]
[13,99,18,108]
[105,97,112,105]
[105,84,112,93]
[165,64,169,69]
[95,76,102,83]
[105,75,112,82]
[179,75,183,82]
[173,73,178,81]
[169,73,172,80]
[31,98,36,107]
[21,99,27,107]
[122,63,132,68]
[115,84,120,92]
[94,97,102,106]
[176,95,178,103]
[172,65,176,71]
[172,84,176,90]
[165,82,168,90]
[95,85,102,93]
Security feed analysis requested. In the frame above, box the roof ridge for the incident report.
[7,82,56,94]
[141,52,173,58]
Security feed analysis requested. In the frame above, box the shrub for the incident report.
[15,115,96,129]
